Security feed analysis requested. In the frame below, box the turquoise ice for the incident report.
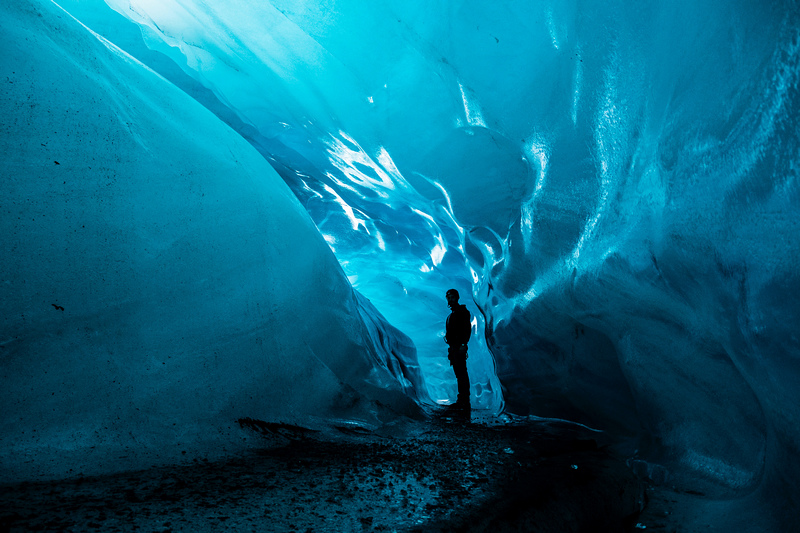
[2,1,799,529]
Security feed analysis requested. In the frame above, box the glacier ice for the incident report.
[3,0,800,529]
[0,0,421,481]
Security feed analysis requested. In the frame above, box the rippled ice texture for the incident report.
[11,0,800,527]
[96,0,508,411]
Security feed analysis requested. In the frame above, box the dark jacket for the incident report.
[445,304,472,348]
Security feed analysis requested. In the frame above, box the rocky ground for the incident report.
[1,410,653,532]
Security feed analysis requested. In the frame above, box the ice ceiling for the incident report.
[2,0,800,527]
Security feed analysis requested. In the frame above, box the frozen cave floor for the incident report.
[0,411,716,532]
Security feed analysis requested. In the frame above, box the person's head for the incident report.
[446,289,459,309]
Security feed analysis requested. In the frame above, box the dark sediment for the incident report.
[0,412,645,532]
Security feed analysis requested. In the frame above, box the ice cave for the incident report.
[1,0,799,530]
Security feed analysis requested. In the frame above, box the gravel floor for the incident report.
[1,411,647,532]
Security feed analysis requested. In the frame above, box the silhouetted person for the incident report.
[445,289,471,409]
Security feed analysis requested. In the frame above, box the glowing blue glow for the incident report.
[525,137,549,200]
[321,183,366,231]
[430,234,446,267]
[6,4,800,529]
[326,132,395,193]
[458,81,486,128]
[546,7,560,50]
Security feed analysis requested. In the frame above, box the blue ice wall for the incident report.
[4,0,800,527]
[85,0,507,412]
[0,0,422,482]
[89,0,800,525]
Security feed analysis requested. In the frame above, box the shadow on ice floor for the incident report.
[1,410,656,532]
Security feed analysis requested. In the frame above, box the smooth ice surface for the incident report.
[0,0,422,481]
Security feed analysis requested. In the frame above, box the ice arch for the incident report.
[92,0,800,524]
[76,0,507,412]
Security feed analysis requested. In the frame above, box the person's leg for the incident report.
[453,357,470,407]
